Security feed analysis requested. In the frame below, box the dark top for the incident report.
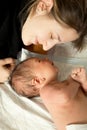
[0,0,25,59]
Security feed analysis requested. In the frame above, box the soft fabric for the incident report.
[66,124,87,130]
[0,82,56,130]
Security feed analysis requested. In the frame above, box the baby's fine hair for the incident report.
[9,58,36,97]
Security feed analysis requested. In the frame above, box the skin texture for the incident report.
[26,58,58,83]
[22,0,79,50]
[40,67,87,130]
[11,57,58,97]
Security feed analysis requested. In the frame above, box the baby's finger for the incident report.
[71,73,77,78]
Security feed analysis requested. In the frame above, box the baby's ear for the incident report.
[36,0,53,15]
[31,76,46,88]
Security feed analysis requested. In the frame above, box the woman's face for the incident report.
[22,8,79,51]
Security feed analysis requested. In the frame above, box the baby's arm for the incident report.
[71,67,87,92]
[40,78,80,106]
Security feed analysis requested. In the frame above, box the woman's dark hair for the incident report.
[52,0,87,50]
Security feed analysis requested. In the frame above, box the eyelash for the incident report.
[51,33,61,42]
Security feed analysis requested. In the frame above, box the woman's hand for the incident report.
[0,58,16,83]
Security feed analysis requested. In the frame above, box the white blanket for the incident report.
[0,82,56,130]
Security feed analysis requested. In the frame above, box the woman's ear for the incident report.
[31,76,46,87]
[36,0,53,15]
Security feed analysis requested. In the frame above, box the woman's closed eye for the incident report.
[51,33,61,42]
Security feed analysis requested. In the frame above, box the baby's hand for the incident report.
[71,67,87,85]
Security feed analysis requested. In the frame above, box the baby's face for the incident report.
[15,57,58,98]
[27,57,58,83]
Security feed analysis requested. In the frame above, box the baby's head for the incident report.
[10,57,58,98]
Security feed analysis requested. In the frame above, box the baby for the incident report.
[10,57,58,97]
[9,57,87,130]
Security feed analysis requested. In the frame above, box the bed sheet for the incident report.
[0,82,56,130]
[0,42,87,130]
[66,124,87,130]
